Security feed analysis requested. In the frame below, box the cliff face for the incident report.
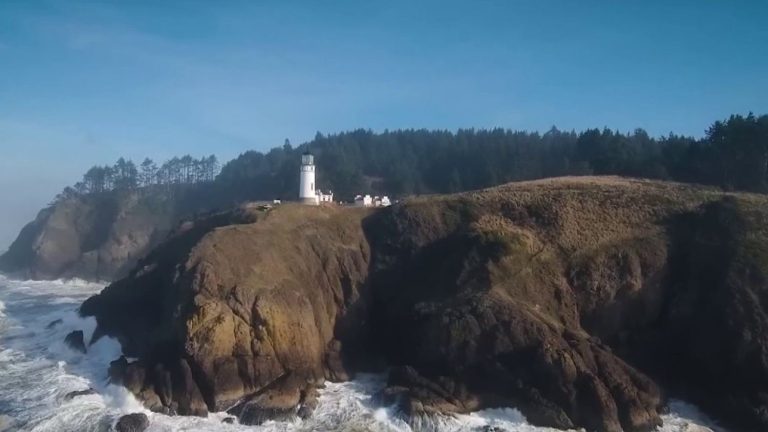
[80,177,768,431]
[81,204,373,419]
[0,188,210,281]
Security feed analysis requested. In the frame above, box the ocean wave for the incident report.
[3,277,105,290]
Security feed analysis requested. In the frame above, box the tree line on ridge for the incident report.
[56,113,768,204]
[55,155,219,202]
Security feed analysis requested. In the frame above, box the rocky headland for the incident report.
[76,177,768,432]
[0,185,226,281]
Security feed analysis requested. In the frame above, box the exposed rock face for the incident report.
[621,197,768,432]
[82,204,371,417]
[80,178,768,431]
[0,191,175,281]
[0,186,227,281]
[363,180,683,432]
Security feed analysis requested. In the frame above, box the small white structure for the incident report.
[316,189,334,204]
[299,152,317,205]
[354,194,373,207]
[354,194,392,208]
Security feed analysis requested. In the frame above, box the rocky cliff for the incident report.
[80,177,768,431]
[0,186,222,281]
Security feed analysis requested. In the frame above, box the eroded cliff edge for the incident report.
[0,186,223,281]
[80,177,768,431]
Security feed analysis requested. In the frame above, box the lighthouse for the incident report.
[299,151,317,205]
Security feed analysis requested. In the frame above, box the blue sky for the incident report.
[1,1,767,250]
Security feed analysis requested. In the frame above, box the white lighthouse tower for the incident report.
[299,151,317,205]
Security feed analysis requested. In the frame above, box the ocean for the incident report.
[0,275,722,432]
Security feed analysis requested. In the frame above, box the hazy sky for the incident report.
[1,1,767,251]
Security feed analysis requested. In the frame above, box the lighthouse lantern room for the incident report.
[299,152,317,205]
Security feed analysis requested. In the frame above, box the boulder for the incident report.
[108,356,129,384]
[297,386,320,419]
[64,330,86,354]
[122,362,146,395]
[227,373,311,425]
[481,427,510,432]
[115,413,149,432]
[378,366,479,417]
[107,358,208,416]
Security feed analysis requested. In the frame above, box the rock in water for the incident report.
[227,373,305,425]
[64,388,96,400]
[115,413,149,432]
[297,386,320,419]
[106,357,208,416]
[173,359,209,417]
[108,356,129,383]
[64,330,86,354]
[81,178,768,432]
[46,318,63,329]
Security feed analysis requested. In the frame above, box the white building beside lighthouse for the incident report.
[299,151,333,205]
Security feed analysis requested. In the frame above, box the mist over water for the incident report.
[0,275,722,432]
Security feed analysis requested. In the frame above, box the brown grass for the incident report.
[404,176,735,256]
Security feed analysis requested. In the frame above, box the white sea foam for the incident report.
[0,277,723,432]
